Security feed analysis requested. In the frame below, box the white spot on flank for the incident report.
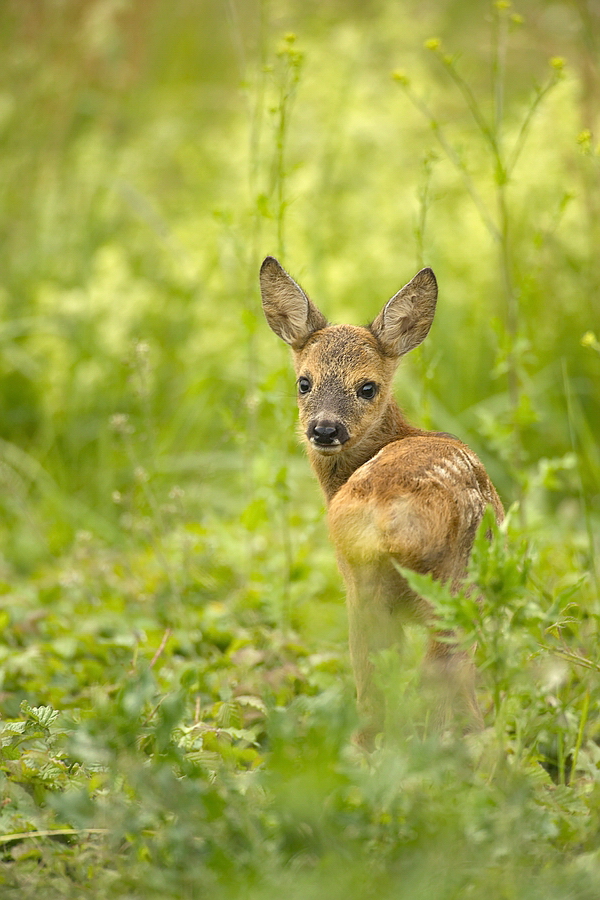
[457,447,479,469]
[424,449,481,494]
[431,463,454,481]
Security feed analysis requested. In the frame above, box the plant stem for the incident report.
[269,35,304,635]
[561,359,599,600]
[569,688,590,783]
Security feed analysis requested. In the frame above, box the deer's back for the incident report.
[328,435,503,586]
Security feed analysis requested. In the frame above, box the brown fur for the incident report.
[260,256,504,748]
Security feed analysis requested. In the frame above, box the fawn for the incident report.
[259,256,504,747]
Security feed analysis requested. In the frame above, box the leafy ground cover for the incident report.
[0,1,599,896]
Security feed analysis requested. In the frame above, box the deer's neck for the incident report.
[307,399,419,503]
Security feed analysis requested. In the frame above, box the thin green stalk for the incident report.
[442,57,498,158]
[557,728,566,785]
[225,23,303,633]
[561,358,599,598]
[495,154,525,515]
[272,35,303,260]
[569,689,590,784]
[414,152,435,270]
[538,644,600,673]
[0,828,108,844]
[235,0,269,585]
[401,82,500,240]
[506,76,559,175]
[491,4,506,146]
[490,6,527,518]
[267,34,304,635]
[275,469,294,638]
[413,153,436,429]
[111,414,181,620]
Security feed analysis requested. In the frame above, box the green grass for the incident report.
[0,0,599,896]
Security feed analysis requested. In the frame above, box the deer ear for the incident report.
[370,267,438,358]
[260,257,327,348]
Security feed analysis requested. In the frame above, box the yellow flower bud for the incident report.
[581,332,597,348]
[392,70,409,85]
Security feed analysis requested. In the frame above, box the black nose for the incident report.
[307,420,349,446]
[314,425,338,442]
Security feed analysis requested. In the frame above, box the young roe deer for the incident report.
[259,256,504,747]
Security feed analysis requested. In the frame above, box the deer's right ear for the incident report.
[260,257,327,348]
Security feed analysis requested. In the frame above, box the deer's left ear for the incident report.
[370,267,438,358]
[260,257,328,349]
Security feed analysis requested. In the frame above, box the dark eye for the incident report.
[358,382,377,400]
[298,376,312,394]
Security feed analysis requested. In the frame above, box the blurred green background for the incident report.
[1,0,598,564]
[0,1,599,896]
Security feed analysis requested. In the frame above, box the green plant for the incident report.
[394,4,567,515]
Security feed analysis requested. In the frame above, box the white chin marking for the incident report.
[310,442,343,455]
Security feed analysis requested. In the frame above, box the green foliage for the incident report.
[0,0,599,896]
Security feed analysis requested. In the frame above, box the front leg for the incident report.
[342,560,405,750]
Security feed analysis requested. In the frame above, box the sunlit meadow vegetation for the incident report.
[0,0,599,896]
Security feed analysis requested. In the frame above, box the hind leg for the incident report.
[423,632,484,734]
